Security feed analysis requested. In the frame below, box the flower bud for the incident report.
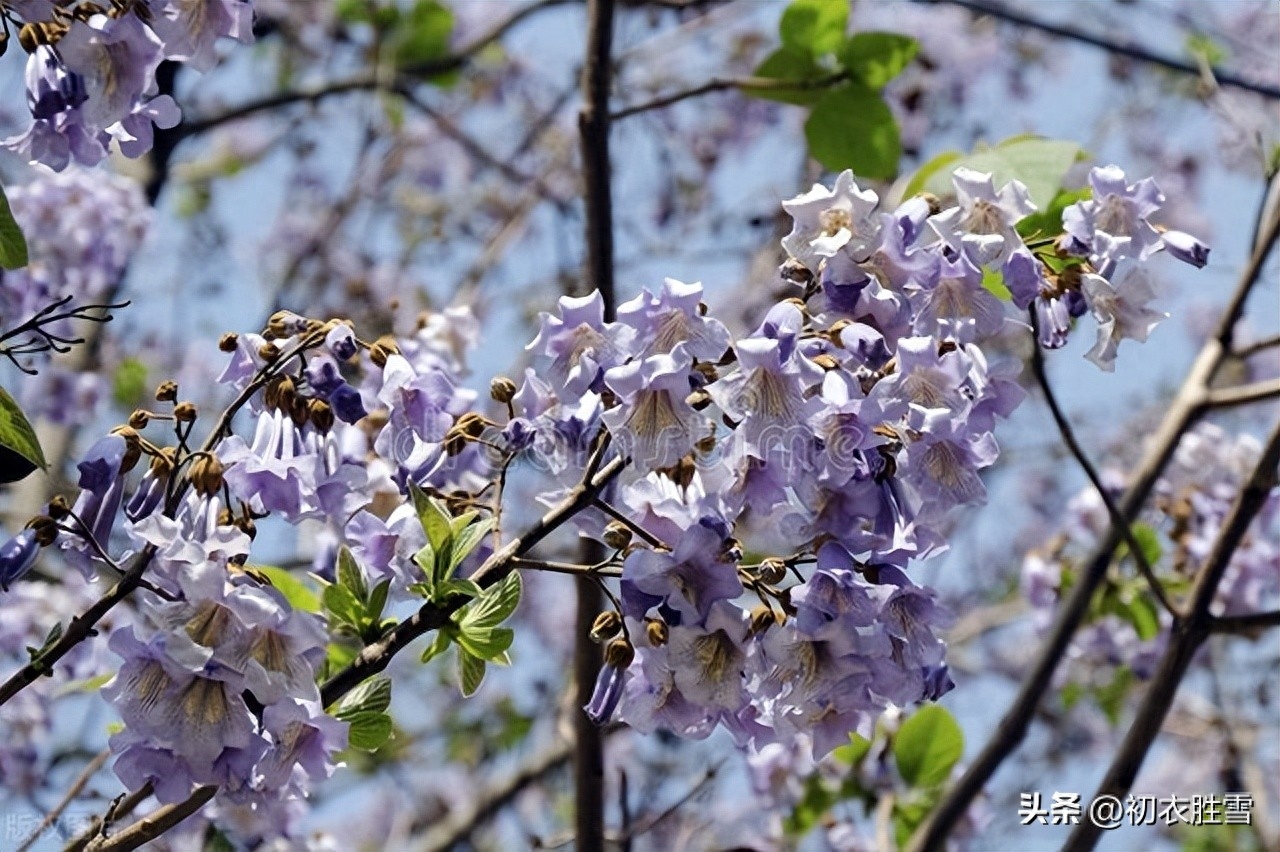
[28,516,59,547]
[645,617,668,647]
[308,398,335,434]
[748,604,781,637]
[686,389,712,411]
[779,257,813,287]
[489,376,517,404]
[368,336,400,369]
[604,637,635,669]
[128,410,149,429]
[47,495,70,520]
[812,353,839,371]
[756,557,788,586]
[602,521,632,551]
[190,455,225,495]
[154,380,178,402]
[719,537,743,564]
[258,341,281,363]
[218,332,239,352]
[590,611,623,643]
[173,401,198,423]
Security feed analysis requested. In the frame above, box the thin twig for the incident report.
[16,749,111,852]
[1233,333,1280,360]
[1028,309,1179,619]
[610,71,847,121]
[923,0,1280,100]
[592,499,667,550]
[1202,378,1280,409]
[1063,418,1280,851]
[511,557,622,578]
[610,761,721,843]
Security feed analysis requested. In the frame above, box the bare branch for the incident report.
[611,71,847,121]
[1203,378,1280,409]
[17,749,111,852]
[1210,609,1280,634]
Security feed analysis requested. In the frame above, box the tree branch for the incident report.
[1203,378,1280,409]
[1063,418,1280,851]
[907,180,1280,851]
[610,71,847,121]
[17,749,111,852]
[924,0,1280,100]
[1210,609,1280,634]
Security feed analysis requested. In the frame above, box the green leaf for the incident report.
[333,674,392,717]
[832,732,872,766]
[910,136,1083,209]
[901,149,964,200]
[1095,665,1133,726]
[837,32,918,89]
[367,578,391,623]
[1126,522,1163,569]
[893,798,934,850]
[0,184,28,269]
[449,517,493,575]
[458,649,486,697]
[54,672,113,697]
[345,711,393,750]
[782,774,837,837]
[420,631,452,664]
[1016,187,1091,241]
[111,358,149,409]
[254,566,321,613]
[392,0,454,66]
[1126,594,1161,642]
[455,626,514,663]
[409,484,452,550]
[1184,33,1227,68]
[780,0,849,58]
[981,267,1011,301]
[322,582,364,629]
[0,387,47,473]
[461,572,522,631]
[336,546,368,604]
[750,46,827,106]
[893,705,964,789]
[804,82,900,180]
[437,577,484,600]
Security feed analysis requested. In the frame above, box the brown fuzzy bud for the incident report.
[602,521,632,551]
[686,389,713,411]
[756,557,788,586]
[590,611,623,643]
[237,517,257,539]
[258,341,280,363]
[368,336,400,369]
[308,398,334,433]
[692,361,718,384]
[719,537,743,564]
[695,434,718,455]
[604,637,635,669]
[111,427,143,474]
[173,401,198,423]
[150,447,177,476]
[918,192,942,216]
[489,376,517,404]
[217,506,235,527]
[218,332,239,352]
[812,353,840,371]
[47,495,71,520]
[267,310,309,339]
[190,455,225,495]
[779,257,813,287]
[30,516,59,547]
[748,604,781,637]
[645,618,669,647]
[154,380,178,402]
[128,410,149,430]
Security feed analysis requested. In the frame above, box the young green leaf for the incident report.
[893,704,964,789]
[750,46,827,106]
[837,32,919,89]
[455,625,514,664]
[780,0,849,58]
[253,566,321,613]
[458,649,486,697]
[448,517,494,574]
[420,631,452,664]
[409,483,453,553]
[804,82,900,180]
[336,546,369,603]
[0,387,48,477]
[333,674,393,717]
[0,184,29,270]
[344,711,394,751]
[460,571,522,632]
[322,582,364,630]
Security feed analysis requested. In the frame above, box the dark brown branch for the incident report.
[17,749,111,852]
[1210,610,1280,634]
[610,71,847,121]
[1028,309,1179,618]
[1063,418,1280,851]
[924,0,1280,100]
[176,0,574,140]
[83,786,216,852]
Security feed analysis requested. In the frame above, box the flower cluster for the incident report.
[2,0,254,169]
[0,163,1210,844]
[1020,422,1278,687]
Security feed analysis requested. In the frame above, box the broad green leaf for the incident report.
[901,149,963,200]
[111,358,148,409]
[1126,594,1162,642]
[345,711,393,750]
[325,641,358,676]
[893,798,934,850]
[323,582,364,629]
[458,649,486,697]
[0,184,28,269]
[455,625,514,663]
[837,32,919,89]
[1016,187,1090,241]
[393,0,454,67]
[367,578,391,623]
[333,674,392,716]
[804,82,900,180]
[981,267,1011,301]
[409,483,453,553]
[336,546,368,603]
[0,387,47,473]
[832,732,872,766]
[437,577,484,600]
[780,0,849,58]
[255,566,321,613]
[449,517,493,573]
[750,46,827,106]
[911,137,1083,209]
[420,631,451,664]
[461,572,522,631]
[1126,522,1163,569]
[893,704,963,789]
